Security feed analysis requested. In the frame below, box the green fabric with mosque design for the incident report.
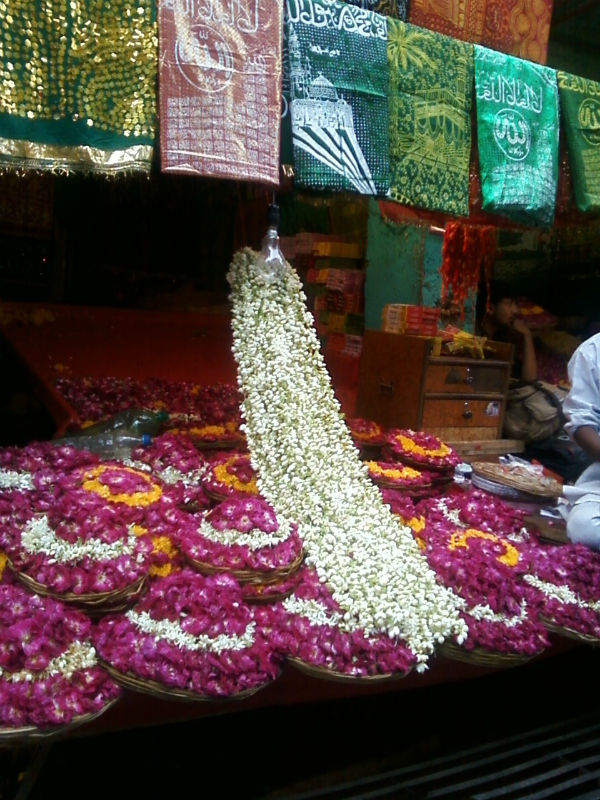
[387,20,473,217]
[475,46,559,228]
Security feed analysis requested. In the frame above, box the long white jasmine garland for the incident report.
[228,249,466,668]
[126,610,256,653]
[466,601,528,628]
[21,515,139,564]
[197,518,292,550]
[0,641,97,683]
[0,468,34,491]
[282,596,345,629]
[524,574,600,614]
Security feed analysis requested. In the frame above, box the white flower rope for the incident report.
[524,575,600,614]
[0,468,34,491]
[0,641,97,683]
[465,601,529,628]
[21,515,140,564]
[125,610,256,653]
[228,249,466,668]
[197,518,293,551]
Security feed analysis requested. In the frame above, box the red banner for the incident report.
[158,0,282,184]
[408,0,553,65]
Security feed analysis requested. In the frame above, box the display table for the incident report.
[64,635,577,738]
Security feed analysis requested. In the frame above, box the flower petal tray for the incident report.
[0,699,119,747]
[438,641,538,668]
[539,616,600,647]
[287,657,409,685]
[99,661,269,703]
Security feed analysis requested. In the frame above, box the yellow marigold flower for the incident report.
[151,536,178,558]
[82,466,162,507]
[397,434,450,459]
[149,562,174,578]
[449,528,519,567]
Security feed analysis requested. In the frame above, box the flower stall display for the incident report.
[384,429,461,473]
[265,568,415,681]
[56,377,242,429]
[127,432,211,511]
[415,499,549,664]
[2,461,163,611]
[201,452,259,501]
[346,418,385,456]
[228,248,467,672]
[94,571,282,700]
[177,496,304,599]
[365,461,433,492]
[524,541,600,643]
[0,583,120,738]
[167,420,245,451]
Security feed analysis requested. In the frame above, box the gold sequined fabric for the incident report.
[0,0,158,174]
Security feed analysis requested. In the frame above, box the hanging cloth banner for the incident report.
[474,45,559,228]
[281,0,406,178]
[159,0,283,185]
[0,0,157,174]
[345,0,408,17]
[557,72,600,214]
[408,0,552,66]
[286,0,390,196]
[387,21,473,217]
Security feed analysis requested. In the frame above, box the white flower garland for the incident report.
[0,468,34,491]
[465,600,528,628]
[524,574,600,614]
[282,596,345,630]
[0,641,97,683]
[126,610,256,653]
[197,518,292,550]
[21,515,139,564]
[227,249,466,668]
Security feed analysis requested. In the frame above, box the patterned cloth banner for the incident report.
[286,0,390,195]
[408,0,553,66]
[557,72,600,214]
[159,0,282,184]
[281,0,406,176]
[387,21,473,216]
[474,45,559,227]
[0,0,157,174]
[345,0,408,17]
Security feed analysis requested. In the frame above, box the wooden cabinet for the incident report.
[356,332,513,441]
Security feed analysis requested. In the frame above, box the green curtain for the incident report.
[387,20,473,217]
[557,71,600,214]
[474,45,559,227]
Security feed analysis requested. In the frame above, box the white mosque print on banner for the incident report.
[288,23,377,194]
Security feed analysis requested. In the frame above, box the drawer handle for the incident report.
[464,367,474,385]
[462,402,473,420]
[379,381,394,395]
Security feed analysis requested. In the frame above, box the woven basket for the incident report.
[10,566,147,616]
[471,462,562,500]
[288,657,412,684]
[439,641,538,668]
[371,476,433,491]
[539,616,600,646]
[185,550,304,587]
[99,661,269,703]
[0,698,119,747]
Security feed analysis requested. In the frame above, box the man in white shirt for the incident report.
[562,332,600,548]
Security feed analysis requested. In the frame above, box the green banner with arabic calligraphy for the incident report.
[387,21,473,217]
[286,0,390,196]
[474,45,559,227]
[557,71,600,214]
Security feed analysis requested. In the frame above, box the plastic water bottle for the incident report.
[69,409,168,438]
[257,204,285,284]
[52,432,152,460]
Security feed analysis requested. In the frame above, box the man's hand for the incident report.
[512,318,531,337]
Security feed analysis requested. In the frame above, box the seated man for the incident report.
[562,332,600,548]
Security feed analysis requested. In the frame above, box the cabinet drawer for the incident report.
[422,398,503,429]
[425,363,507,394]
